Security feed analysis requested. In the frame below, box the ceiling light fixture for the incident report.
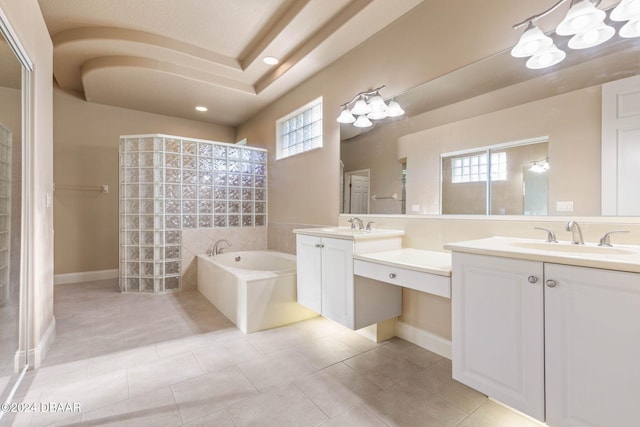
[263,56,280,65]
[336,85,405,128]
[195,106,208,112]
[511,0,637,69]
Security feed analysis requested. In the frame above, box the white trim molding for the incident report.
[15,316,55,370]
[54,269,118,285]
[396,320,452,359]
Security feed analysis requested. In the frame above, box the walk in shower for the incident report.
[119,134,267,293]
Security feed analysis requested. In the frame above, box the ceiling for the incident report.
[37,0,423,127]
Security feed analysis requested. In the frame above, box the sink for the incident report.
[294,226,405,240]
[510,241,635,255]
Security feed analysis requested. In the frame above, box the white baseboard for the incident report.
[15,316,56,370]
[396,320,452,360]
[54,269,118,285]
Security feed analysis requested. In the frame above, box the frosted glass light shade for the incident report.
[526,44,566,69]
[353,115,373,128]
[336,108,356,123]
[611,0,640,21]
[620,17,640,37]
[556,0,606,36]
[511,23,553,57]
[387,100,405,117]
[368,94,388,113]
[568,23,615,48]
[351,97,371,116]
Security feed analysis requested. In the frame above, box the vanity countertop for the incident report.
[444,236,640,273]
[293,226,404,241]
[353,248,452,277]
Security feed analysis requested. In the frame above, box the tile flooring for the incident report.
[2,279,542,426]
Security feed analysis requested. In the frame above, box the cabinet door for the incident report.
[545,264,640,427]
[296,234,322,313]
[452,253,544,421]
[321,237,355,329]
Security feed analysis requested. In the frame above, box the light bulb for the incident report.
[336,108,356,124]
[353,115,373,128]
[620,17,640,37]
[611,0,640,21]
[387,100,405,117]
[556,0,606,36]
[568,23,615,49]
[350,97,371,116]
[511,23,553,57]
[526,44,566,69]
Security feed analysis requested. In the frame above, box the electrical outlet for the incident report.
[411,204,421,212]
[556,201,574,212]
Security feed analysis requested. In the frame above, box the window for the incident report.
[276,97,322,159]
[451,152,507,183]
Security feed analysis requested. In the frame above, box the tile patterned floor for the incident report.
[2,279,542,426]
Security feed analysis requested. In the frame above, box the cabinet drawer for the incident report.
[354,259,451,298]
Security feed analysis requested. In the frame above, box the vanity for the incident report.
[445,236,640,427]
[293,227,452,332]
[293,226,405,329]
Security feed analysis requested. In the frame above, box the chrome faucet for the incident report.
[565,221,584,245]
[348,217,364,230]
[598,230,629,247]
[209,239,231,256]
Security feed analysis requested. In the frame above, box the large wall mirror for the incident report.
[340,26,640,217]
[0,7,30,410]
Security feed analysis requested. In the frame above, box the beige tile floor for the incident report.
[2,279,542,426]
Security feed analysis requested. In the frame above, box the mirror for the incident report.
[0,11,28,408]
[340,31,640,216]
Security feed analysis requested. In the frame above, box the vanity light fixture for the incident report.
[511,0,637,69]
[529,158,550,173]
[336,85,405,128]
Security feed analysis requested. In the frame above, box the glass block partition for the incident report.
[119,134,268,293]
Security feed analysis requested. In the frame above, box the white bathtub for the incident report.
[196,251,317,333]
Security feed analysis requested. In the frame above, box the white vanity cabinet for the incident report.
[452,253,545,420]
[295,229,403,330]
[544,263,640,427]
[452,251,640,426]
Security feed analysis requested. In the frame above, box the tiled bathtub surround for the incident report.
[180,227,268,290]
[119,134,267,293]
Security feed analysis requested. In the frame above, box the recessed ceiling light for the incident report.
[263,56,280,65]
[195,106,208,112]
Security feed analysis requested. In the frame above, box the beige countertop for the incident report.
[293,226,404,241]
[444,236,640,273]
[353,248,452,277]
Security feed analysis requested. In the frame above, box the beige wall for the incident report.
[0,0,55,367]
[53,90,235,274]
[236,0,538,241]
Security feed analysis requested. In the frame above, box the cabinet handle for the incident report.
[528,275,538,284]
[389,273,396,279]
[545,279,557,288]
[315,243,324,248]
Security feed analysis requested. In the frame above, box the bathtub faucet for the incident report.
[209,239,232,256]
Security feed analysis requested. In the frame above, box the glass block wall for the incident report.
[119,134,268,293]
[0,126,11,305]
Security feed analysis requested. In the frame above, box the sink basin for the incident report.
[510,241,636,255]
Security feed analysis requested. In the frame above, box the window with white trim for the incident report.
[276,97,322,160]
[451,151,507,183]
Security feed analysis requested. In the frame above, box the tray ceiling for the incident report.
[38,0,423,126]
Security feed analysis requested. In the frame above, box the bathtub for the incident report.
[196,251,318,333]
